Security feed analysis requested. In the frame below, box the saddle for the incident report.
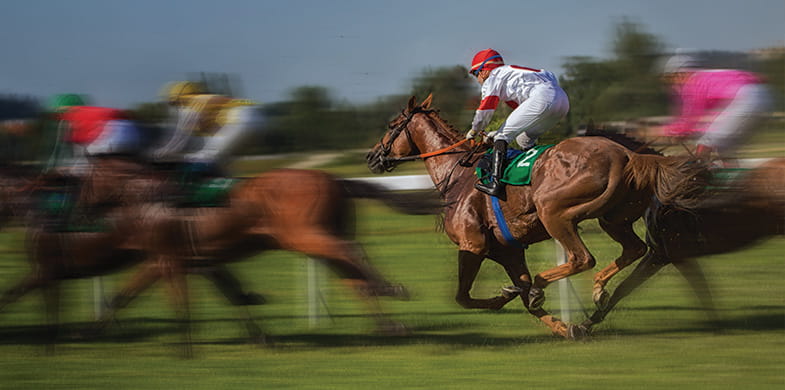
[475,145,554,186]
[178,177,239,207]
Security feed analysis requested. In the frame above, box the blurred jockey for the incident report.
[151,81,264,178]
[662,53,772,166]
[49,94,141,174]
[464,49,570,197]
[41,95,141,230]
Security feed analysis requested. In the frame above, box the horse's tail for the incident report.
[339,179,443,215]
[624,154,710,210]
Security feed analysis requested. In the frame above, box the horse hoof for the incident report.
[567,324,590,340]
[378,284,410,300]
[241,292,267,306]
[501,285,522,299]
[528,287,545,310]
[592,286,609,311]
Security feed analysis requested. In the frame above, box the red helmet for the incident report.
[469,49,504,75]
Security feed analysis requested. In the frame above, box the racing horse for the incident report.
[366,95,709,338]
[0,165,269,349]
[582,157,785,331]
[75,161,439,356]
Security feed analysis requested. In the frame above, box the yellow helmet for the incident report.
[161,81,205,104]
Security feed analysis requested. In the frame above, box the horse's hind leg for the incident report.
[282,231,406,334]
[191,265,268,345]
[672,259,719,325]
[591,218,648,310]
[531,211,595,306]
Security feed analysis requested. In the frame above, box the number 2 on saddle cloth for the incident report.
[474,144,555,247]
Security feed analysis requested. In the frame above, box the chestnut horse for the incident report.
[366,95,709,338]
[582,157,785,331]
[75,162,439,355]
[0,166,268,349]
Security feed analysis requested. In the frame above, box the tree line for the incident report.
[2,21,783,161]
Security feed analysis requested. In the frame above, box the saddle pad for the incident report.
[475,144,554,186]
[188,177,239,207]
[706,167,749,191]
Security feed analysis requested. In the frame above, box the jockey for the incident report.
[151,81,265,178]
[464,49,570,197]
[662,53,772,165]
[49,94,142,174]
[41,95,142,230]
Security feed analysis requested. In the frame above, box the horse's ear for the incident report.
[406,96,418,112]
[421,93,433,109]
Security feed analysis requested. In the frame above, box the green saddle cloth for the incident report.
[475,144,555,186]
[707,167,749,191]
[183,177,239,207]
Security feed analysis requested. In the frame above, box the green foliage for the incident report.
[757,52,785,112]
[559,21,669,129]
[409,65,477,129]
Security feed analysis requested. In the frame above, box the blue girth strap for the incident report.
[491,196,526,249]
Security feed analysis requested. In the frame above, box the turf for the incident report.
[0,201,783,389]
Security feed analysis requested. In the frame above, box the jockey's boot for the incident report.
[475,139,507,199]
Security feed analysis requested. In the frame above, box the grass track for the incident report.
[0,201,783,389]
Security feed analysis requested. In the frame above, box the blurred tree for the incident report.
[756,51,784,112]
[559,20,669,132]
[409,65,477,129]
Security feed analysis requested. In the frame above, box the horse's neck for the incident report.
[414,120,472,197]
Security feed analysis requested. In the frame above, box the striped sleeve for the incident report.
[471,95,499,131]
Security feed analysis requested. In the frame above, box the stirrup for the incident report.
[474,180,503,197]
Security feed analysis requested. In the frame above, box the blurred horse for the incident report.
[0,164,267,349]
[76,162,439,356]
[366,95,710,339]
[583,157,785,330]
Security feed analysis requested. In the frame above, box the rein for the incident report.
[376,108,475,165]
[374,107,489,197]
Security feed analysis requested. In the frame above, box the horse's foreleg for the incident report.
[0,273,48,313]
[454,250,512,309]
[162,260,192,358]
[94,261,163,331]
[42,282,61,354]
[492,252,581,338]
[592,219,648,310]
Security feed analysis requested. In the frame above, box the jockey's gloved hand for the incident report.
[483,131,497,144]
[465,129,479,140]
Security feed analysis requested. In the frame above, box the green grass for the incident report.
[0,202,783,389]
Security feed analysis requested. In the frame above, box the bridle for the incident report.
[370,107,475,172]
[368,107,484,197]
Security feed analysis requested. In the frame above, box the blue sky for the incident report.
[1,0,783,108]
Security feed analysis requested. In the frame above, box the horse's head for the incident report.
[366,94,434,174]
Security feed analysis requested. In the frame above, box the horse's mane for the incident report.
[422,109,463,142]
[582,127,662,156]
